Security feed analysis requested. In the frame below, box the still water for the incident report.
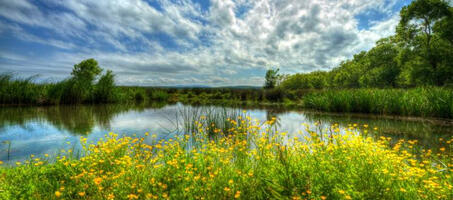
[1,103,452,163]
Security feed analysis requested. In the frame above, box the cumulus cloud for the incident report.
[0,0,407,86]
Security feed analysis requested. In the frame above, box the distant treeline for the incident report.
[279,0,453,89]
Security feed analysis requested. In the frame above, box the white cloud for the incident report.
[0,0,406,86]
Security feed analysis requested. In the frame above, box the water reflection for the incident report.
[0,102,168,135]
[301,112,453,147]
[0,103,452,163]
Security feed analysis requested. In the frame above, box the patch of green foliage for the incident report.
[303,87,453,118]
[0,59,144,105]
[280,0,453,89]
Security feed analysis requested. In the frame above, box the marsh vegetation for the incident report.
[1,0,453,199]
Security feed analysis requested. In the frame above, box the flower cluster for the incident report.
[0,118,452,199]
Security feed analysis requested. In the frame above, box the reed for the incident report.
[303,87,453,118]
[0,74,150,105]
[0,74,45,105]
[173,106,247,137]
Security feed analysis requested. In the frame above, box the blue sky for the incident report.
[0,0,412,86]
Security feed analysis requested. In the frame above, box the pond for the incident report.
[1,102,452,163]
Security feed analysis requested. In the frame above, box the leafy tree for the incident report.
[276,0,452,89]
[434,7,453,44]
[397,0,450,85]
[264,68,280,89]
[280,73,312,89]
[398,0,450,48]
[71,58,102,84]
[70,58,103,102]
[359,38,400,87]
[94,70,117,103]
[330,52,367,88]
[56,59,104,103]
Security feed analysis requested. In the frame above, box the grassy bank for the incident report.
[156,87,453,119]
[3,73,453,119]
[1,118,452,199]
[303,87,453,119]
[0,73,297,106]
[0,74,172,105]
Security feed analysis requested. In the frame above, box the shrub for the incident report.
[264,88,284,102]
[150,90,169,101]
[93,70,118,103]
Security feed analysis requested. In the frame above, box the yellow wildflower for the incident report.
[55,191,61,198]
[127,194,139,199]
[94,177,103,185]
[234,191,241,198]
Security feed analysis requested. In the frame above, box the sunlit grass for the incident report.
[303,87,453,118]
[0,117,452,199]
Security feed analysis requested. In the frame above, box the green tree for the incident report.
[330,52,367,88]
[397,0,450,85]
[71,58,102,84]
[359,38,400,87]
[434,7,453,44]
[272,0,452,89]
[94,70,117,103]
[67,59,103,103]
[264,68,280,89]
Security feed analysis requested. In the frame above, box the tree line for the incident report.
[268,0,453,90]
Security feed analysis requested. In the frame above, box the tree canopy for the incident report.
[280,0,453,90]
[264,68,281,89]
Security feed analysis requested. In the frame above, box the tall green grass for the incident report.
[0,74,46,105]
[303,87,453,118]
[172,106,247,137]
[0,74,160,105]
[3,73,453,119]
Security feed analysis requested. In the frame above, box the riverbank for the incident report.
[2,74,452,119]
[302,87,453,119]
[168,87,453,119]
[1,119,452,199]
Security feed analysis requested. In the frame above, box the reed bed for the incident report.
[172,106,246,137]
[0,74,170,105]
[0,74,46,105]
[303,87,453,118]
